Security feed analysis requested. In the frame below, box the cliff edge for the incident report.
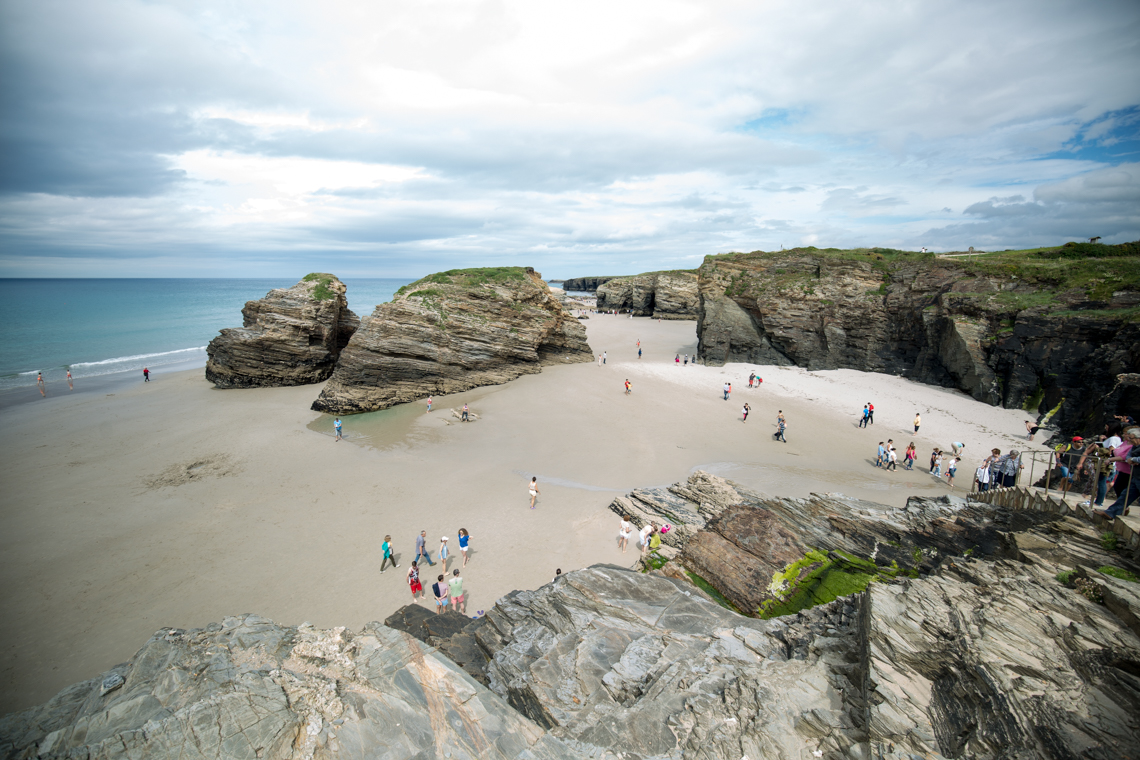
[311,267,592,414]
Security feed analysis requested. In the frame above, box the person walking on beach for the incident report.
[426,396,432,412]
[438,536,450,572]
[684,355,689,366]
[774,415,787,442]
[458,528,471,566]
[618,515,633,553]
[432,574,449,614]
[143,367,150,382]
[603,351,607,364]
[638,346,642,359]
[904,443,916,470]
[624,379,631,395]
[886,446,898,471]
[929,448,938,473]
[933,450,944,478]
[334,417,343,441]
[407,562,423,602]
[723,382,730,400]
[415,530,435,566]
[867,402,874,425]
[529,477,540,509]
[876,442,885,467]
[946,457,959,488]
[380,535,399,572]
[36,372,45,396]
[598,354,603,366]
[449,569,467,614]
[1025,420,1041,441]
[859,405,870,428]
[462,403,469,421]
[914,413,921,433]
[742,403,750,422]
[675,354,680,365]
[67,369,73,390]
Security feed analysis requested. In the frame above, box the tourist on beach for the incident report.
[742,403,750,422]
[462,403,469,421]
[749,372,755,388]
[426,396,432,412]
[529,476,540,509]
[675,354,680,364]
[996,450,1022,487]
[334,417,343,441]
[638,523,654,554]
[554,568,562,582]
[603,351,607,364]
[904,443,916,470]
[458,528,471,565]
[914,413,921,433]
[433,574,449,613]
[407,562,423,601]
[598,354,603,366]
[438,536,450,572]
[638,347,642,359]
[1025,420,1041,441]
[449,569,466,614]
[755,376,762,386]
[859,405,870,428]
[624,379,631,395]
[36,372,45,396]
[1097,427,1139,518]
[684,355,688,365]
[723,382,730,400]
[618,515,633,553]
[974,461,991,492]
[876,442,885,467]
[774,416,787,442]
[947,457,959,487]
[985,448,1002,486]
[929,448,939,474]
[886,446,898,471]
[867,402,874,425]
[380,534,399,572]
[66,370,73,390]
[143,367,150,382]
[415,530,435,566]
[950,442,965,456]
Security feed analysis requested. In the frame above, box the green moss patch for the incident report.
[1098,566,1139,583]
[301,272,340,301]
[757,549,910,620]
[685,571,742,614]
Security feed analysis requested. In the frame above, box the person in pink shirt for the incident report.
[1098,426,1139,518]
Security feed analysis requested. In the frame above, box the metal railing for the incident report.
[975,448,1134,510]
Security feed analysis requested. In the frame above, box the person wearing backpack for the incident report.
[432,574,449,614]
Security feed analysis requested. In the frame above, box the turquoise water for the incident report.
[0,278,411,390]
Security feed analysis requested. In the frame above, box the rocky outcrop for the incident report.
[0,615,577,760]
[205,274,359,388]
[696,246,1140,437]
[312,267,592,414]
[595,271,699,319]
[559,277,616,292]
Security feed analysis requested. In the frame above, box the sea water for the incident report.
[0,278,411,391]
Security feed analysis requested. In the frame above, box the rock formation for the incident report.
[595,270,699,318]
[205,274,359,388]
[559,276,616,292]
[311,267,592,414]
[695,244,1140,438]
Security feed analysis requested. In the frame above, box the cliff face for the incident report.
[595,270,699,319]
[560,276,615,292]
[205,274,359,388]
[696,246,1140,435]
[312,267,592,414]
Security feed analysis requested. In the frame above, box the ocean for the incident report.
[0,278,411,391]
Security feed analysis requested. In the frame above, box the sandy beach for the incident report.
[0,314,1050,714]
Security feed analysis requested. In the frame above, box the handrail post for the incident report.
[1045,451,1053,494]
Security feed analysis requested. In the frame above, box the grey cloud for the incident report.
[821,187,904,214]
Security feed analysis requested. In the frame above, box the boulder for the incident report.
[0,615,577,759]
[312,267,592,414]
[205,274,359,388]
[595,271,699,318]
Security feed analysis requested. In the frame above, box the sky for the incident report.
[1,0,1138,279]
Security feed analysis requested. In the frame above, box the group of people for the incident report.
[1050,420,1139,517]
[674,354,691,365]
[617,514,665,560]
[384,529,473,615]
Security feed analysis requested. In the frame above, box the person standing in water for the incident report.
[66,369,73,390]
[36,372,46,396]
[143,367,150,382]
[334,417,343,441]
[529,477,540,509]
[462,403,469,421]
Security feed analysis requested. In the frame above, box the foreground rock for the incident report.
[312,267,592,414]
[0,615,575,760]
[696,244,1140,438]
[205,274,359,388]
[595,270,699,319]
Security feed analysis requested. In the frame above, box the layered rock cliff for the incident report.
[312,267,592,414]
[696,244,1140,436]
[205,274,359,388]
[559,276,615,292]
[595,270,699,318]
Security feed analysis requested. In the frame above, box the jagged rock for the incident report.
[0,614,576,760]
[695,247,1140,437]
[205,274,359,388]
[595,271,699,319]
[312,268,592,414]
[560,277,616,292]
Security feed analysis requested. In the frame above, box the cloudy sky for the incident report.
[1,0,1138,278]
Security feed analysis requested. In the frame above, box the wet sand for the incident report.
[0,315,1048,714]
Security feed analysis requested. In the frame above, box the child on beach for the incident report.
[407,562,423,601]
[458,528,471,566]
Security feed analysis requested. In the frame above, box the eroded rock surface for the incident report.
[206,274,359,388]
[0,615,575,760]
[695,247,1140,437]
[312,267,592,414]
[560,277,616,292]
[596,271,699,319]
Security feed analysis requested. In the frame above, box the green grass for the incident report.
[406,288,445,299]
[641,551,669,572]
[1056,569,1076,585]
[1102,532,1119,552]
[1098,565,1139,583]
[757,548,913,620]
[685,571,742,613]
[301,272,339,301]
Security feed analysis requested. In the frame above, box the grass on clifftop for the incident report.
[395,267,530,297]
[301,273,339,301]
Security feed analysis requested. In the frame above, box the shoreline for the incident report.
[0,316,1054,715]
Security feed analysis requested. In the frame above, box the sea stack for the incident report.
[595,270,699,318]
[311,266,592,414]
[205,274,359,388]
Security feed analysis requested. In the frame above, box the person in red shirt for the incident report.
[867,402,874,425]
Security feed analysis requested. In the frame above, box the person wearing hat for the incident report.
[438,536,450,573]
[1055,437,1084,498]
